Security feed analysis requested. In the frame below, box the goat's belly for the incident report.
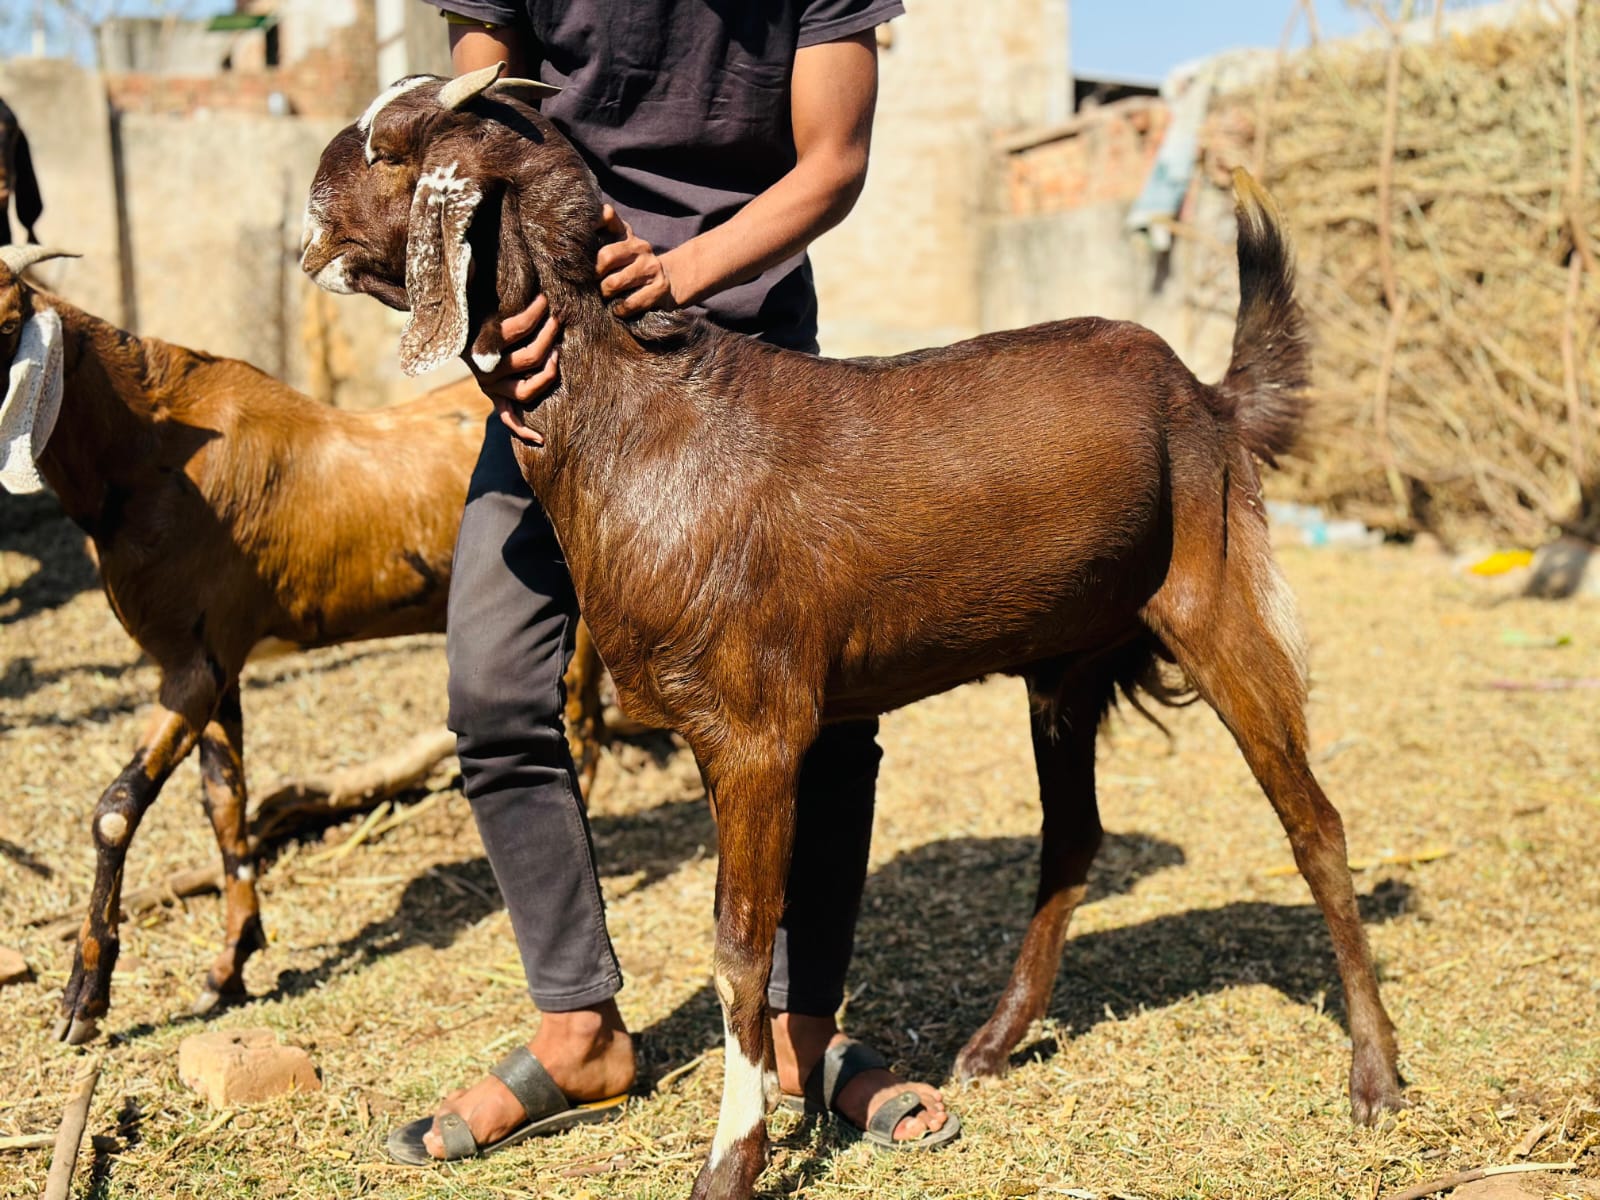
[822,568,1159,721]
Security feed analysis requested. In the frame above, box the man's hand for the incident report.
[597,204,680,317]
[470,291,561,443]
[469,205,683,439]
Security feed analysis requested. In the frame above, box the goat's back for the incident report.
[110,342,487,663]
[587,317,1229,722]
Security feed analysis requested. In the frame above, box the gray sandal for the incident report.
[386,1045,627,1165]
[780,1038,961,1152]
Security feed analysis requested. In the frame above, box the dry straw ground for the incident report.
[1,493,1598,1199]
[1207,8,1600,544]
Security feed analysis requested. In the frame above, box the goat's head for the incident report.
[1,245,76,378]
[1,245,78,494]
[301,64,597,377]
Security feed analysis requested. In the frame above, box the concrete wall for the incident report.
[114,109,462,409]
[0,57,124,325]
[0,56,460,409]
[810,0,1071,357]
[982,186,1240,382]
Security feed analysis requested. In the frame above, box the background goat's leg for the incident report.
[193,683,265,1014]
[954,669,1109,1081]
[564,620,606,799]
[1146,547,1404,1124]
[59,670,217,1043]
[692,752,801,1200]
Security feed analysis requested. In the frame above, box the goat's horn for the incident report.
[0,245,81,275]
[438,61,506,110]
[491,77,561,98]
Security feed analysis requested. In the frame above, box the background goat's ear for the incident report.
[398,160,483,377]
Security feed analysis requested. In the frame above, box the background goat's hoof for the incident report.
[189,982,248,1016]
[53,1013,100,1045]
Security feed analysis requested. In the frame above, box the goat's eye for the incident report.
[0,319,18,335]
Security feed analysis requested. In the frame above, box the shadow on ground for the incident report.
[843,836,1412,1081]
[632,831,1189,1076]
[109,788,1411,1130]
[0,493,97,627]
[258,792,717,1009]
[635,833,1410,1086]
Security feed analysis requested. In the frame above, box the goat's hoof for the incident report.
[1349,1060,1407,1126]
[1350,1081,1407,1126]
[53,1014,100,1045]
[191,988,223,1015]
[952,1040,1010,1084]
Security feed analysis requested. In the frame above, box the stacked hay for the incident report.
[1205,7,1599,543]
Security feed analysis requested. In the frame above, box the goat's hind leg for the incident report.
[1144,551,1404,1123]
[193,683,266,1014]
[955,663,1111,1082]
[59,665,219,1043]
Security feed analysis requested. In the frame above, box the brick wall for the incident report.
[106,2,378,120]
[1004,96,1170,217]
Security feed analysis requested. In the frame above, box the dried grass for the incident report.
[2,511,1599,1198]
[1207,5,1600,543]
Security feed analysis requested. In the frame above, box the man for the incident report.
[385,0,960,1166]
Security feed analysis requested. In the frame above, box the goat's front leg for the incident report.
[193,684,266,1014]
[58,668,218,1044]
[690,748,803,1200]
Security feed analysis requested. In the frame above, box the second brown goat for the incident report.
[0,246,604,1044]
[304,66,1406,1200]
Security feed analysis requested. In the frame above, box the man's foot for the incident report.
[421,1002,635,1160]
[772,1012,950,1143]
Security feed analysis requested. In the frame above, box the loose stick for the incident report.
[37,866,224,942]
[0,1133,55,1152]
[1561,1,1591,483]
[42,1056,101,1200]
[33,729,458,939]
[1372,4,1404,315]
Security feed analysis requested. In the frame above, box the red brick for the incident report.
[0,946,31,987]
[178,1028,321,1106]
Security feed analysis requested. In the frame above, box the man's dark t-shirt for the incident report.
[422,0,902,349]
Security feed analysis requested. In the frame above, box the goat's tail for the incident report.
[1215,168,1310,468]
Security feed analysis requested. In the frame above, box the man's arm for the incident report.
[603,29,881,315]
[471,25,883,429]
[449,20,528,77]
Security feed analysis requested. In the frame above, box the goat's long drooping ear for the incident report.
[398,158,484,376]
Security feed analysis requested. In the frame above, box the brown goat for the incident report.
[0,245,605,1043]
[304,68,1405,1199]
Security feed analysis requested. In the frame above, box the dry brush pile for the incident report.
[1207,5,1600,544]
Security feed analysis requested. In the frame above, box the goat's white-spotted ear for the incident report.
[399,160,483,377]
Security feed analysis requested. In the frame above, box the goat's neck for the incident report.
[32,297,164,535]
[506,220,707,499]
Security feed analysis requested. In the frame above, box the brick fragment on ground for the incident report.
[178,1028,321,1106]
[0,947,30,986]
[1450,1174,1592,1200]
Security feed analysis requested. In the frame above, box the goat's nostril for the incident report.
[299,210,325,260]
